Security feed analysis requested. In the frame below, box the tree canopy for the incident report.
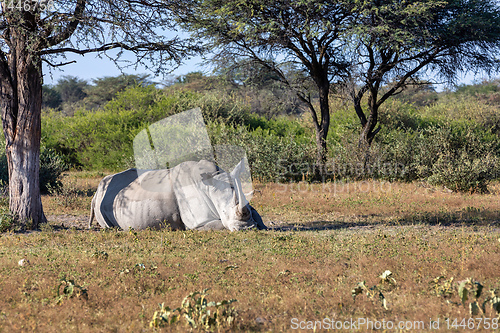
[346,0,500,147]
[178,0,355,166]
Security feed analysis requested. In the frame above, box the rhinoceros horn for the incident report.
[230,159,249,211]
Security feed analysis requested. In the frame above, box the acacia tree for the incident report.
[346,0,500,149]
[177,0,354,167]
[0,0,195,228]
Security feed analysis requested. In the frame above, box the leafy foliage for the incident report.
[42,85,62,109]
[431,276,500,316]
[0,206,15,233]
[54,76,89,105]
[150,289,237,330]
[55,277,88,305]
[352,270,397,310]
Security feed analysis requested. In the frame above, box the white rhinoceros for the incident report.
[88,159,266,231]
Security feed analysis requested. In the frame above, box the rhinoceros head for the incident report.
[202,159,256,231]
[172,159,256,231]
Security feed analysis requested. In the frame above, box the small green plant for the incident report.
[352,270,397,310]
[55,278,88,304]
[39,223,55,232]
[430,276,455,298]
[91,250,109,260]
[431,276,500,316]
[150,289,237,331]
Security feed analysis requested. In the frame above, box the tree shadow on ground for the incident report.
[269,209,500,232]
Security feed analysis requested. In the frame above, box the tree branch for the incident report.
[41,58,77,67]
[38,41,182,57]
[377,48,442,107]
[44,0,86,48]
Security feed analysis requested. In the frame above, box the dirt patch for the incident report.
[46,214,90,230]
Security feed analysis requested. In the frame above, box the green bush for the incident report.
[428,150,499,193]
[208,121,316,181]
[39,148,68,193]
[422,127,500,193]
[421,94,500,135]
[379,99,442,131]
[330,111,500,193]
[380,125,500,192]
[0,206,15,232]
[42,86,255,170]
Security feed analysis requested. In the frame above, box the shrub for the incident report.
[428,150,499,193]
[422,127,500,193]
[150,289,237,330]
[380,125,500,192]
[39,147,68,193]
[208,121,316,182]
[379,99,441,131]
[0,206,15,232]
[330,118,500,193]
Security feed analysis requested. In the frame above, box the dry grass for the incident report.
[42,171,106,216]
[252,181,500,227]
[0,174,499,332]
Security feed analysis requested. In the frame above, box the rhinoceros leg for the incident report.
[88,195,96,229]
[250,205,267,230]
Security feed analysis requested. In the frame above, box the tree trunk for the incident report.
[358,102,380,147]
[313,83,330,171]
[1,27,46,229]
[357,100,380,176]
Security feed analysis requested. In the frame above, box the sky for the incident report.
[42,49,486,91]
[42,51,208,86]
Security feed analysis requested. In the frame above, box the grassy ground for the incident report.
[1,173,500,332]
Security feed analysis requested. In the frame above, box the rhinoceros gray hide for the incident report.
[88,160,267,231]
